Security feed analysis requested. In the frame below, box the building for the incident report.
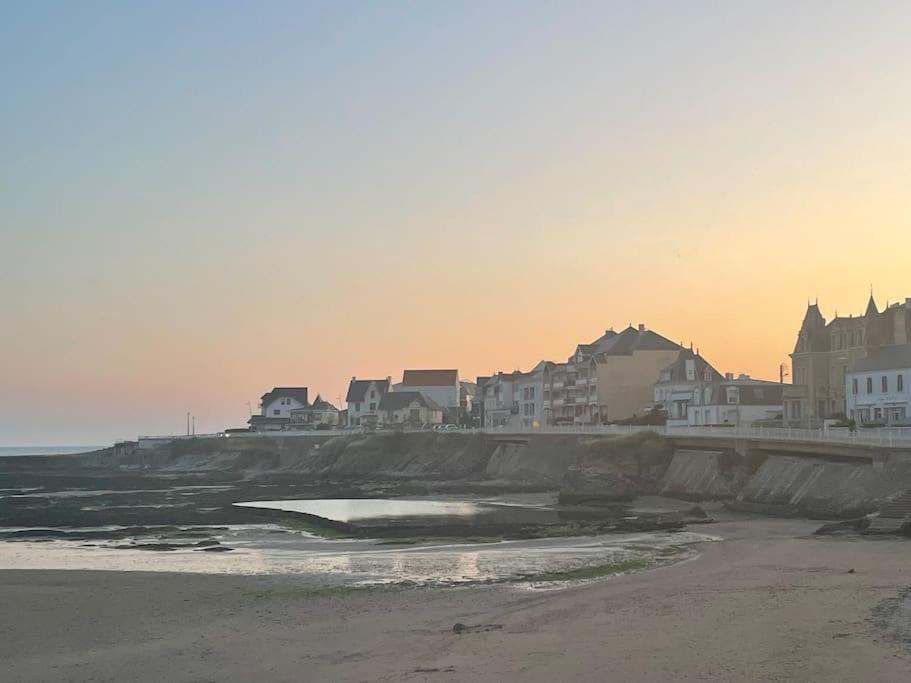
[393,370,460,409]
[459,381,477,414]
[289,396,340,429]
[377,391,443,427]
[482,362,551,429]
[475,376,491,428]
[248,387,309,431]
[549,325,682,424]
[653,349,724,426]
[785,295,911,423]
[845,344,911,426]
[346,377,391,427]
[687,375,784,427]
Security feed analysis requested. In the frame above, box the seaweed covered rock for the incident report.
[558,432,675,504]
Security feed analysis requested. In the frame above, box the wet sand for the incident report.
[2,516,909,682]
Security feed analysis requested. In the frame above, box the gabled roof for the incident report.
[378,391,441,411]
[701,380,784,406]
[261,387,309,406]
[294,395,338,412]
[576,329,618,357]
[400,369,458,386]
[851,344,911,373]
[590,327,682,360]
[630,329,682,352]
[658,349,723,384]
[346,378,390,403]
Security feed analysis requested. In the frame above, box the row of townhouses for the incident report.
[476,293,911,431]
[246,292,911,433]
[248,370,477,431]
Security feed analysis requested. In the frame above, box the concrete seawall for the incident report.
[733,454,911,518]
[54,432,911,518]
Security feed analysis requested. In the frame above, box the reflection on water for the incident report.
[234,498,481,523]
[0,523,719,587]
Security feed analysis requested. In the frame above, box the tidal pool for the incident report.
[234,498,482,523]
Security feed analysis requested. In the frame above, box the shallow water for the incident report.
[235,498,483,523]
[0,523,719,586]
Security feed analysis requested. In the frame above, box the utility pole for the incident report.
[192,415,196,436]
[186,412,190,436]
[779,363,790,384]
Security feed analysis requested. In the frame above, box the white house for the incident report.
[378,391,443,426]
[846,344,911,425]
[346,377,390,427]
[482,362,551,429]
[687,375,783,428]
[249,387,309,431]
[652,349,723,426]
[393,369,460,410]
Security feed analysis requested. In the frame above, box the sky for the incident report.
[1,1,910,445]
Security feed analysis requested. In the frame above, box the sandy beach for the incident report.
[2,516,909,682]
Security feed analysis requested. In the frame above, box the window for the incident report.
[370,390,375,399]
[866,377,873,394]
[874,407,882,420]
[273,409,280,415]
[899,374,905,392]
[882,376,888,392]
[369,402,376,411]
[354,402,361,412]
[852,378,858,395]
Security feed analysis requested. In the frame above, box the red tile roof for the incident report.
[401,369,458,386]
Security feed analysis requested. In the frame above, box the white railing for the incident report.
[478,424,911,448]
[136,429,364,448]
[135,424,911,449]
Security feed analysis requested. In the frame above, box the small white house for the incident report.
[393,370,460,409]
[687,375,783,428]
[846,345,911,425]
[378,391,443,426]
[249,387,309,431]
[346,377,391,427]
[482,362,551,429]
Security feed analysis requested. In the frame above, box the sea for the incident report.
[0,446,101,457]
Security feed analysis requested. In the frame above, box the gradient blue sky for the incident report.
[2,1,910,445]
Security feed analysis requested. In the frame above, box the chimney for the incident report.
[638,323,645,332]
[725,372,734,381]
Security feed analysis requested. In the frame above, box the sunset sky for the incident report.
[2,1,910,445]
